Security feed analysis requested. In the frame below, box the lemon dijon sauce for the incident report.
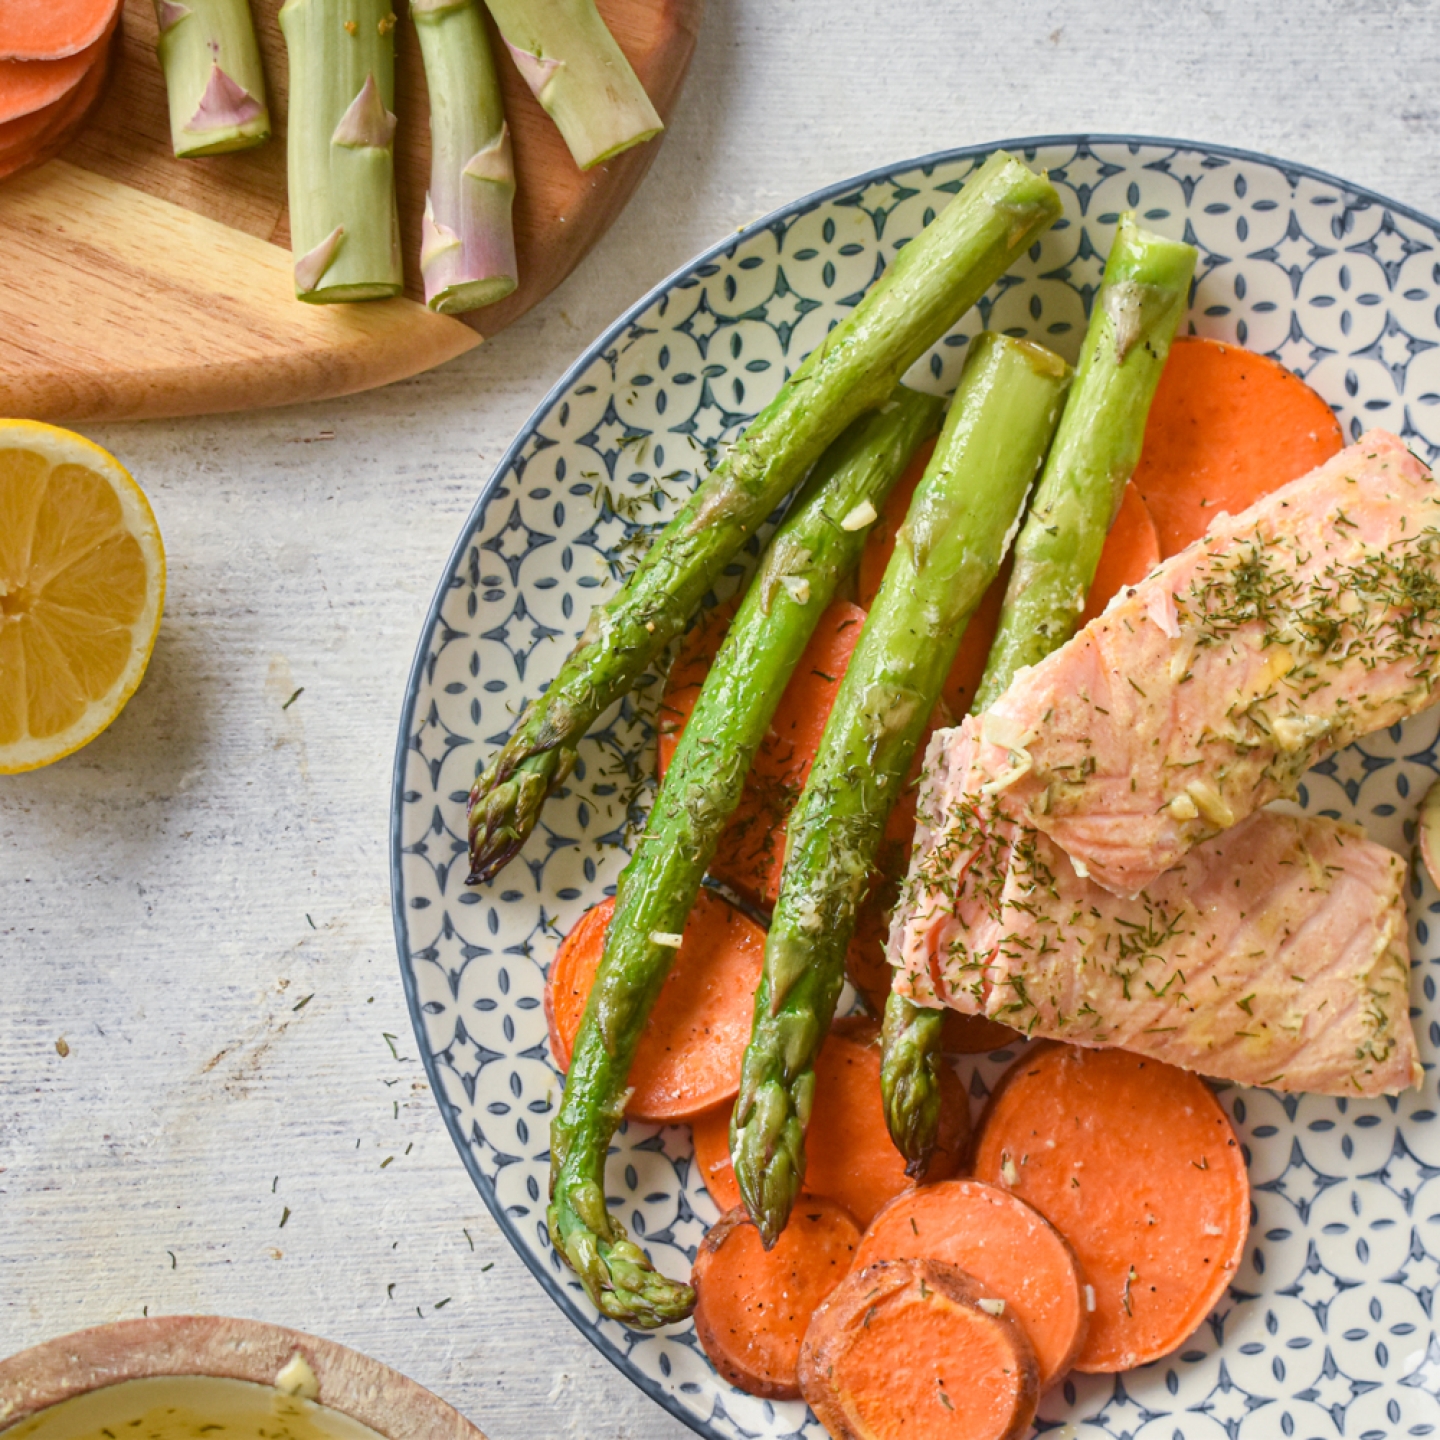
[1,1375,387,1440]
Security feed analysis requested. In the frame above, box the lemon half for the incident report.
[0,420,165,773]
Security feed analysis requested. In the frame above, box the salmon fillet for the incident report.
[889,717,1419,1096]
[978,430,1440,897]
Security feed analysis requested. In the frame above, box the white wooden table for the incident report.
[5,4,1440,1435]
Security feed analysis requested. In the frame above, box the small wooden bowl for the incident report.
[0,1316,485,1440]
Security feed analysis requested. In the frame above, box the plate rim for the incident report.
[389,131,1440,1440]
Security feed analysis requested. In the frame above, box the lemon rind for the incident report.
[0,421,166,775]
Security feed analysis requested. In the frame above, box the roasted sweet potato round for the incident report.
[799,1258,1040,1440]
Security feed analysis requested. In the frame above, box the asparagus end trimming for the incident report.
[504,37,562,95]
[279,0,403,303]
[483,0,663,170]
[414,0,518,314]
[155,0,271,158]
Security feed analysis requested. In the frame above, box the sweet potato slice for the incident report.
[799,1258,1039,1440]
[0,0,120,60]
[0,42,97,126]
[691,1103,742,1212]
[1133,335,1343,557]
[690,1022,967,1219]
[971,1042,1249,1372]
[0,25,111,180]
[693,1199,861,1399]
[807,1022,966,1221]
[853,1180,1087,1388]
[545,890,766,1122]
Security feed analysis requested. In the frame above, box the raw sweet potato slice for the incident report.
[0,39,98,126]
[0,26,111,181]
[0,0,120,61]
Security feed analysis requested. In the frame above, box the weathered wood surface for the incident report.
[3,4,1440,1438]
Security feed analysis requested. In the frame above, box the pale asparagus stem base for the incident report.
[730,334,1073,1247]
[413,0,517,314]
[880,213,1197,1173]
[482,0,661,170]
[155,0,270,156]
[466,153,1065,885]
[546,393,944,1326]
[278,0,402,303]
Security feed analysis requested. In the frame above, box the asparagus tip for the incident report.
[731,1094,804,1249]
[187,63,266,133]
[332,72,397,150]
[880,995,945,1175]
[468,749,572,883]
[548,1198,695,1327]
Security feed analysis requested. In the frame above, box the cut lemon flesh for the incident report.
[0,421,165,773]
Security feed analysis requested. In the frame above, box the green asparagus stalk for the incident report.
[880,214,1198,1175]
[278,0,402,302]
[547,392,944,1328]
[155,0,270,156]
[413,0,518,314]
[731,333,1072,1248]
[482,0,660,170]
[467,152,1064,885]
[975,213,1197,697]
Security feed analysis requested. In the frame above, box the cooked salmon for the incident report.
[889,717,1419,1096]
[976,430,1440,897]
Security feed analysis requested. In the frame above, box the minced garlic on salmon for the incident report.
[888,717,1420,1097]
[976,430,1440,898]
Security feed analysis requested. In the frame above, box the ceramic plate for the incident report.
[392,136,1440,1439]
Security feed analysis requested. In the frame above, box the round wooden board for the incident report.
[0,0,702,423]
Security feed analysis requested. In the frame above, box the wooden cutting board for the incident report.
[0,0,702,423]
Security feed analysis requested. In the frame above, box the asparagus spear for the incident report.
[278,0,402,303]
[467,152,1064,885]
[547,392,943,1327]
[731,333,1073,1247]
[975,213,1197,696]
[413,0,518,314]
[155,0,271,156]
[482,0,660,170]
[880,214,1198,1174]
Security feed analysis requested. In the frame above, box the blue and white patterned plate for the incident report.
[392,136,1440,1439]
